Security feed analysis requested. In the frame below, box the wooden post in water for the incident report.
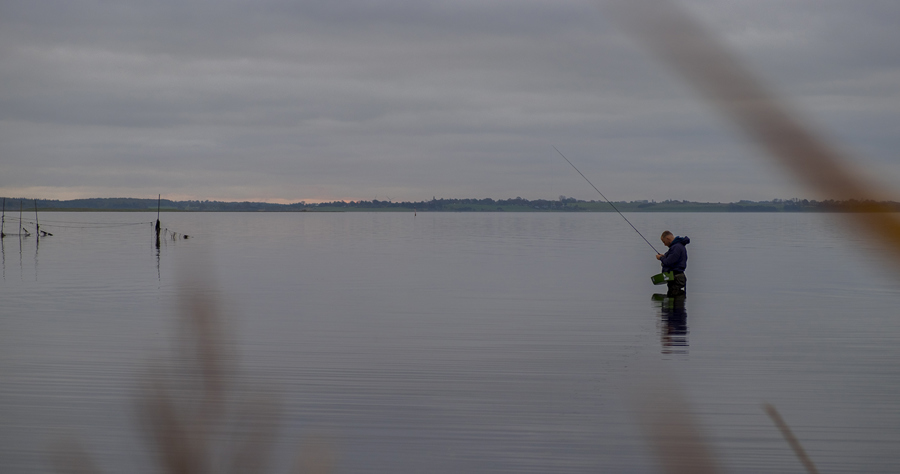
[156,194,161,234]
[155,194,162,249]
[33,199,40,236]
[19,200,29,236]
[1,197,6,238]
[33,199,51,236]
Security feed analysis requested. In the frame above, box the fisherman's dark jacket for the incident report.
[660,236,690,273]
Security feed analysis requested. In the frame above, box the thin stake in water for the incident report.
[20,200,29,236]
[33,199,40,236]
[155,194,162,249]
[33,199,52,237]
[553,146,660,254]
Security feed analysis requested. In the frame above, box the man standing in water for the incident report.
[656,231,690,297]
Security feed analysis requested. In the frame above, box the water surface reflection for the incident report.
[5,213,900,472]
[653,294,688,355]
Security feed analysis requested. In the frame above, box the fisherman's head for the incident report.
[660,230,674,247]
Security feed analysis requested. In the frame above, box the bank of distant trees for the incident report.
[5,196,899,212]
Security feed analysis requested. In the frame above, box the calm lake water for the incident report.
[2,212,899,473]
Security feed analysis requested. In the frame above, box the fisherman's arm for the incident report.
[658,246,681,265]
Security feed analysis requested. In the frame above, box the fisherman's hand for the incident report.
[656,253,663,260]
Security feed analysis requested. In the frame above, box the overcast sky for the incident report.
[1,0,898,203]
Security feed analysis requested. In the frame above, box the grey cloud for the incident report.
[1,0,898,202]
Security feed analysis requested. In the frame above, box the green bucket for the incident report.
[651,271,675,285]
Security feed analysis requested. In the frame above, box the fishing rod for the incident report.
[553,146,660,254]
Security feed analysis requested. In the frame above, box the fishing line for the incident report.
[9,220,152,229]
[5,217,152,228]
[25,219,152,225]
[553,146,660,254]
[38,223,152,229]
[6,217,153,226]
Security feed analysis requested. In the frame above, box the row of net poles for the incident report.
[1,199,55,238]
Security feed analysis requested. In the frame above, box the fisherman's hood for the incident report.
[672,236,690,246]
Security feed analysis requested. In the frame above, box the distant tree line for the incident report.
[4,196,900,212]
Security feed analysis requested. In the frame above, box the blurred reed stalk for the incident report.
[631,377,721,474]
[52,284,333,474]
[764,403,820,474]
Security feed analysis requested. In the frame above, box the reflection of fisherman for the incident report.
[656,231,689,297]
[659,295,688,354]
